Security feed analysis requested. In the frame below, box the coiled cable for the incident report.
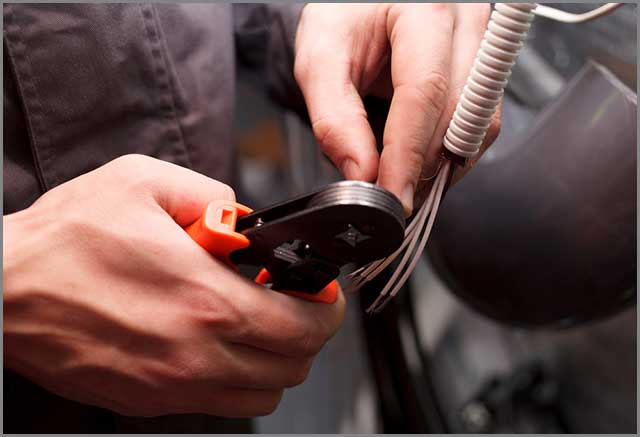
[350,3,538,312]
[443,3,536,158]
[346,2,625,313]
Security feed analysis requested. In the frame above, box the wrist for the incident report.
[3,208,45,368]
[4,211,28,295]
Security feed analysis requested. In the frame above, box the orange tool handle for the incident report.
[185,200,252,267]
[185,200,338,304]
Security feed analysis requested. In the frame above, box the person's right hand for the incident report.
[3,154,345,418]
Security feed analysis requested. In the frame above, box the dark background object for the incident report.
[359,276,448,433]
[236,4,637,433]
[529,3,637,89]
[457,362,567,433]
[428,61,637,327]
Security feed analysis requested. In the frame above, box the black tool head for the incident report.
[305,180,406,261]
[231,181,405,292]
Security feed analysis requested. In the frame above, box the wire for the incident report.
[533,3,623,24]
[348,1,625,313]
[345,186,435,293]
[368,161,451,314]
[345,178,439,290]
[362,182,437,306]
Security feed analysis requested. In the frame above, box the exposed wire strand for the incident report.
[366,161,450,313]
[345,190,433,293]
[347,1,624,313]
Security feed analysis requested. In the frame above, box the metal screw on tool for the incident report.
[334,224,371,248]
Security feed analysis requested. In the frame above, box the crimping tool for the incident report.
[186,181,405,304]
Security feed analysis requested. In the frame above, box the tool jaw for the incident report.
[231,181,406,293]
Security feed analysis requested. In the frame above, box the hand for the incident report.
[3,154,345,417]
[294,3,500,214]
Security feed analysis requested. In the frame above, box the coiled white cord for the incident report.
[443,3,536,158]
[346,2,624,313]
[347,3,536,312]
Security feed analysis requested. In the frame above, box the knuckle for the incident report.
[194,296,245,335]
[490,115,502,137]
[312,113,368,158]
[287,360,313,388]
[393,2,453,20]
[312,116,340,151]
[178,354,214,383]
[382,137,426,185]
[226,363,259,390]
[420,71,450,114]
[294,48,323,87]
[485,116,502,146]
[424,2,455,18]
[144,349,211,388]
[108,154,158,190]
[404,137,429,168]
[293,57,309,85]
[258,390,284,416]
[329,292,347,334]
[216,182,236,202]
[295,42,343,89]
[111,153,153,174]
[397,71,450,121]
[472,3,491,26]
[293,324,324,358]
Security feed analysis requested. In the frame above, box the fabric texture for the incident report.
[2,3,304,432]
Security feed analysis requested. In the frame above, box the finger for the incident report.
[197,387,284,417]
[218,270,346,358]
[426,4,492,174]
[115,154,236,227]
[295,49,379,182]
[484,100,503,150]
[221,343,314,390]
[377,4,455,215]
[179,242,345,359]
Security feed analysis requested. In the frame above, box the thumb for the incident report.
[295,58,379,182]
[115,155,236,227]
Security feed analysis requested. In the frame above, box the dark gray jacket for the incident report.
[3,3,304,432]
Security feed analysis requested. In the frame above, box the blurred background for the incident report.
[231,3,637,433]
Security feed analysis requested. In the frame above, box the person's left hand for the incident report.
[294,3,500,215]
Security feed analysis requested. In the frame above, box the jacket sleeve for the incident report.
[233,3,307,114]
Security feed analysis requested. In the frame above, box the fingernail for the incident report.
[400,185,414,217]
[340,158,359,179]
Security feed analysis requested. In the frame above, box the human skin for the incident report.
[3,4,499,418]
[295,3,501,215]
[3,155,345,417]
